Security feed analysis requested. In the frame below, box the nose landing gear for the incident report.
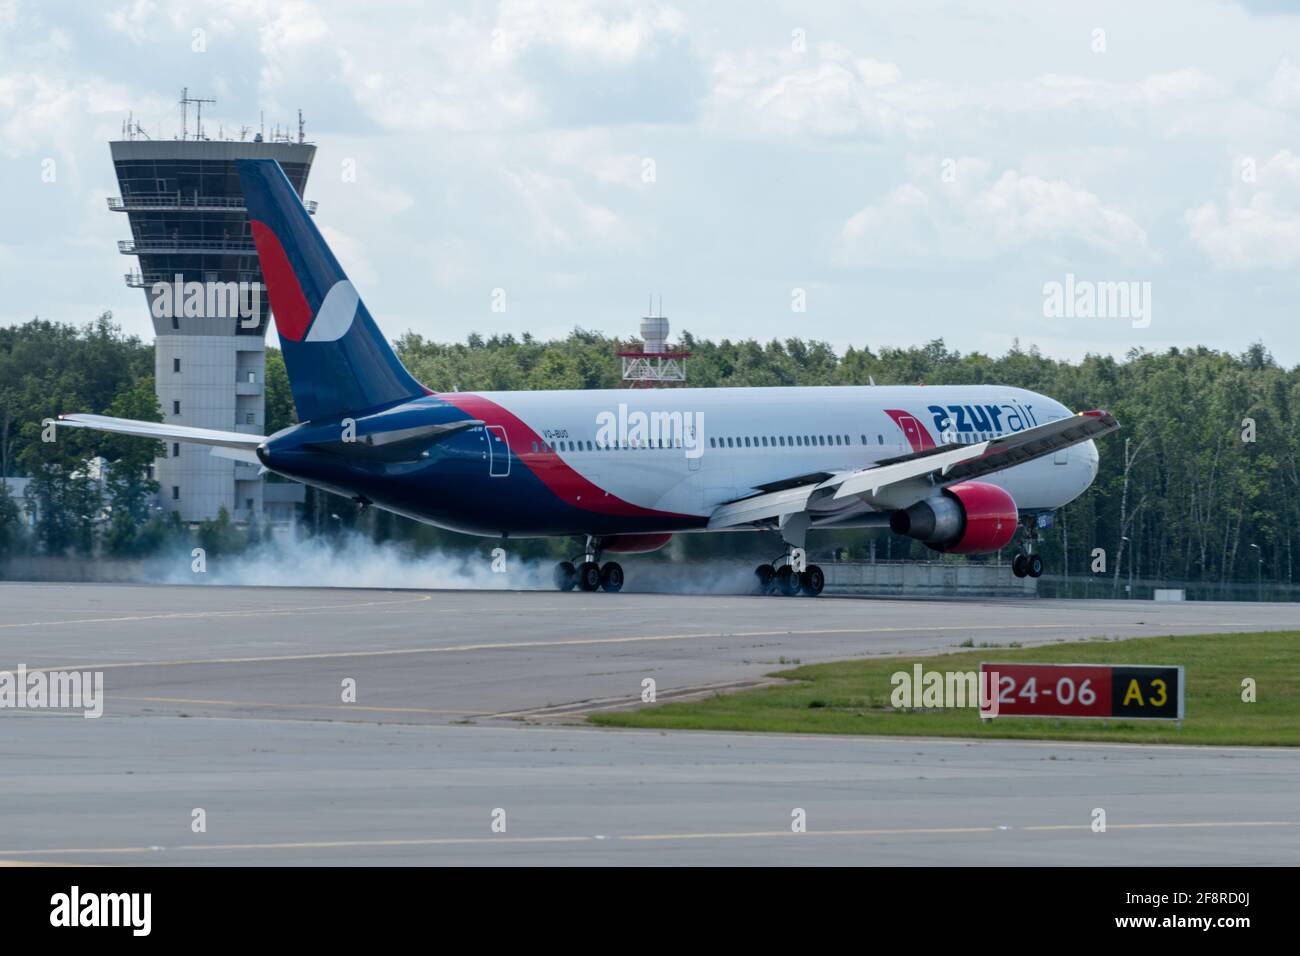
[1011,516,1045,578]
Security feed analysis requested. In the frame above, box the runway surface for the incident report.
[1,582,1297,865]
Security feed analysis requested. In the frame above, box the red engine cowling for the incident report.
[888,482,1018,554]
[599,533,673,554]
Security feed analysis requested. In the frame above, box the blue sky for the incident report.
[4,0,1300,364]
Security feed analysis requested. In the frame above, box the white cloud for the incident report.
[495,0,687,64]
[319,224,377,286]
[839,158,1152,266]
[703,34,1239,147]
[1002,69,1223,112]
[324,0,700,132]
[1186,150,1300,268]
[0,72,144,168]
[6,0,1300,363]
[974,171,1152,257]
[1136,69,1224,106]
[1266,56,1300,109]
[502,168,631,248]
[105,0,157,43]
[258,0,331,95]
[542,130,653,189]
[707,44,913,140]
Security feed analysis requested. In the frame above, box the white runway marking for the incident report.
[22,621,1210,673]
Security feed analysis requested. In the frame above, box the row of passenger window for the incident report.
[528,431,1001,455]
[712,433,859,449]
[531,439,687,453]
[529,433,886,454]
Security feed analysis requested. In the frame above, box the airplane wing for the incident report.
[707,409,1118,531]
[857,409,1118,490]
[55,414,267,464]
[707,441,988,529]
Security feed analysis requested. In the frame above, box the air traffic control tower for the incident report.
[109,95,316,524]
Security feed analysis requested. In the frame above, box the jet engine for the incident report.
[889,482,1018,554]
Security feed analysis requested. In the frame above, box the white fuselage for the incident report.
[479,384,1100,522]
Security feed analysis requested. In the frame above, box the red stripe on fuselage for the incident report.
[250,220,313,342]
[436,392,694,519]
[884,409,936,452]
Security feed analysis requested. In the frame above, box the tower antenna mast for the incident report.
[179,88,216,141]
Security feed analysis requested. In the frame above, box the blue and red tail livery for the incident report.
[236,158,426,422]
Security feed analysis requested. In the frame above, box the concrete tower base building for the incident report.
[109,124,316,525]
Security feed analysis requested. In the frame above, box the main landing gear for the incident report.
[1011,516,1045,579]
[554,536,624,593]
[754,555,825,597]
[754,513,824,597]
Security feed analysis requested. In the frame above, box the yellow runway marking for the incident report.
[0,593,433,631]
[621,820,1300,841]
[23,621,1188,674]
[0,836,593,856]
[482,679,773,719]
[0,859,88,866]
[113,695,486,717]
[1023,820,1297,831]
[0,820,1294,857]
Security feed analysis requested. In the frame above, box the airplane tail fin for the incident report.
[236,159,426,422]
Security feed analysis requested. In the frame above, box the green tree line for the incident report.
[4,316,1298,588]
[393,331,1300,585]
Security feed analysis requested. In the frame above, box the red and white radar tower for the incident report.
[618,301,689,388]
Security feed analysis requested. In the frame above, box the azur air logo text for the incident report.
[928,403,1038,437]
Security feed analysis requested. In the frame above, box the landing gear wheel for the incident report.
[776,565,802,596]
[576,561,601,592]
[554,561,576,591]
[799,564,825,597]
[599,561,624,593]
[1012,515,1046,580]
[754,564,776,594]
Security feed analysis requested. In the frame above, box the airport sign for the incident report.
[979,662,1184,720]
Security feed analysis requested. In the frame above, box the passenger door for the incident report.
[486,425,510,477]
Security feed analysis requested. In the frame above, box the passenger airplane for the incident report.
[59,159,1118,596]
